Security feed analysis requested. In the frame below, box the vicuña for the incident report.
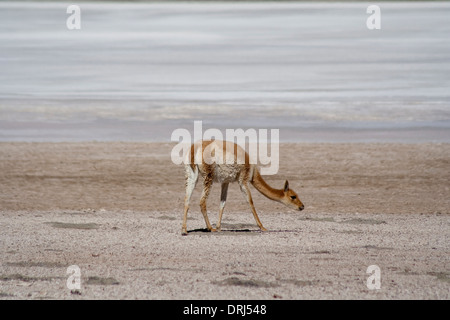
[181,140,304,235]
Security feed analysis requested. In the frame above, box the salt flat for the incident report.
[0,2,449,142]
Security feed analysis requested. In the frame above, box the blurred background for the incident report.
[1,1,449,142]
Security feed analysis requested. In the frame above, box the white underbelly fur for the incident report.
[189,140,253,184]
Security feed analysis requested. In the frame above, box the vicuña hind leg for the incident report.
[181,165,198,235]
[199,174,216,232]
[239,182,267,232]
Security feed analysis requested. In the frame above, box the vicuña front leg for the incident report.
[200,175,216,232]
[239,182,268,232]
[216,182,229,231]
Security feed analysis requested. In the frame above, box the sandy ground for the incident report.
[0,142,449,299]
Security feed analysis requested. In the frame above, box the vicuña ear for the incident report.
[284,180,289,192]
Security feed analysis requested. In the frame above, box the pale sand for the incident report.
[0,142,449,299]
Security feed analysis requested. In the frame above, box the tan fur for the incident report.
[181,140,304,235]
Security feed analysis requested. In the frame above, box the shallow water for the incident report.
[0,2,449,142]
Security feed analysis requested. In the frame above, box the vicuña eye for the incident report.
[290,195,297,200]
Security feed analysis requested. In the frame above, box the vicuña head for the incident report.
[181,140,304,235]
[280,180,305,211]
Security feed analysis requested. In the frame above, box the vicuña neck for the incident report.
[251,169,284,202]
